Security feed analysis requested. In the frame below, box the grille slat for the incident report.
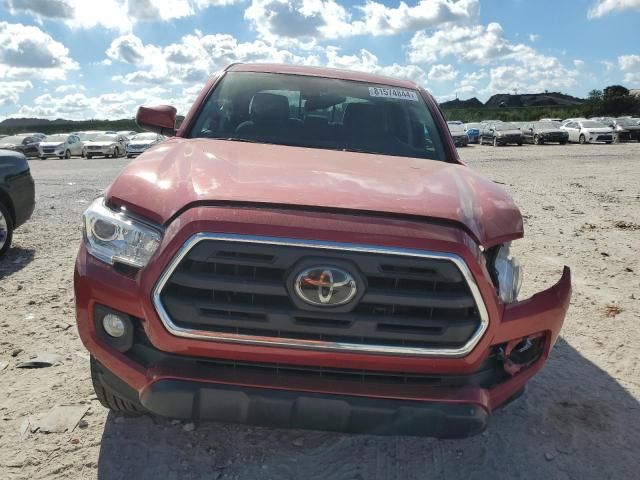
[159,239,483,351]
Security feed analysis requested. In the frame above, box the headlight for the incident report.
[488,243,523,303]
[496,132,503,137]
[83,197,162,268]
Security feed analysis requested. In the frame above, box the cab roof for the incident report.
[227,63,420,90]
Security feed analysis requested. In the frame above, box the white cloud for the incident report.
[244,0,479,43]
[11,86,179,120]
[127,0,194,21]
[427,64,458,82]
[408,22,578,94]
[55,84,86,93]
[588,0,640,18]
[618,54,640,83]
[601,59,615,71]
[0,80,33,106]
[0,21,78,79]
[4,0,74,19]
[107,32,321,86]
[3,0,245,31]
[325,46,427,84]
[573,59,585,68]
[528,33,539,42]
[350,0,479,36]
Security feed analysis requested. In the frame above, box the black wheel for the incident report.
[86,154,92,159]
[126,155,132,158]
[579,134,586,144]
[65,149,71,159]
[534,135,542,145]
[559,141,567,145]
[605,141,612,144]
[90,357,146,415]
[517,141,523,146]
[82,149,86,158]
[40,156,46,160]
[0,202,14,258]
[113,147,120,158]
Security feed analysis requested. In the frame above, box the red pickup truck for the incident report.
[74,63,571,438]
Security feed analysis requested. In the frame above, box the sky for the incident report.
[1,0,639,121]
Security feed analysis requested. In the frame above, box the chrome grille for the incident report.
[153,234,489,357]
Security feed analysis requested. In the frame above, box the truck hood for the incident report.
[106,138,524,247]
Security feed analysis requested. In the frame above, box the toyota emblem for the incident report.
[294,266,358,307]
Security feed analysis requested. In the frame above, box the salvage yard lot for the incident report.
[1,143,639,480]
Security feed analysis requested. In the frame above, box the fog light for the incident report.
[499,333,545,375]
[103,313,126,338]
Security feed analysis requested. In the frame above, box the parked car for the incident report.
[75,63,570,438]
[17,132,46,140]
[560,120,614,144]
[0,135,41,158]
[125,132,164,157]
[522,122,569,145]
[611,118,640,142]
[561,118,587,125]
[0,150,35,257]
[117,130,138,139]
[38,133,84,159]
[464,123,482,143]
[447,122,468,147]
[83,134,128,159]
[480,122,523,146]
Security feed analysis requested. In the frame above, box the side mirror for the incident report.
[136,105,177,136]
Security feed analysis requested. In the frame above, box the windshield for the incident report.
[465,123,482,129]
[495,123,518,131]
[616,118,635,126]
[45,134,68,142]
[188,72,447,161]
[534,122,560,129]
[0,135,26,144]
[131,133,158,141]
[581,121,607,128]
[93,135,117,142]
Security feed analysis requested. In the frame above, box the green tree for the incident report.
[603,85,629,99]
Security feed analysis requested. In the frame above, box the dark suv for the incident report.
[0,150,36,257]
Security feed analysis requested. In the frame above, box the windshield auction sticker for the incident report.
[368,87,419,101]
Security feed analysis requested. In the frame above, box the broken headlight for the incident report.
[488,242,523,303]
[83,197,162,268]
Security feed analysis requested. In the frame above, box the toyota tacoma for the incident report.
[75,63,571,438]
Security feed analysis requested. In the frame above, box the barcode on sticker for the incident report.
[368,87,419,101]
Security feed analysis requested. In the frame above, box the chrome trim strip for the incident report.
[152,233,490,357]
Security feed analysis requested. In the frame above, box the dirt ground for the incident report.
[1,143,639,480]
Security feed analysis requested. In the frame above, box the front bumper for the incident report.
[39,150,64,158]
[86,148,114,156]
[75,208,571,436]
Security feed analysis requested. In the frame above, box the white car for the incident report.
[38,133,84,159]
[83,134,128,159]
[560,120,614,144]
[117,130,138,139]
[125,132,164,158]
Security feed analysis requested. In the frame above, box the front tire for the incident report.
[579,134,586,144]
[534,135,542,145]
[113,147,120,158]
[86,154,92,159]
[91,357,145,415]
[65,149,71,159]
[0,202,14,258]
